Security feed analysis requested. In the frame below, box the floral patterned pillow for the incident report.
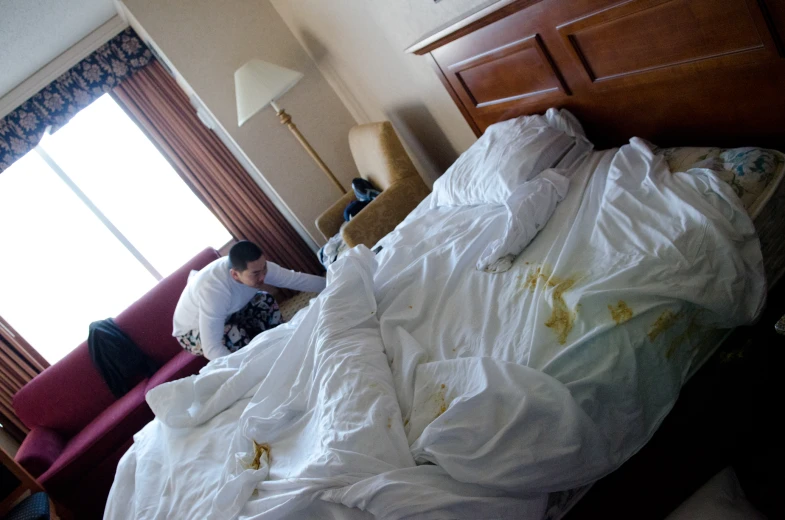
[659,146,785,212]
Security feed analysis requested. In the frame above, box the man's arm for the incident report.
[198,286,232,360]
[265,262,326,293]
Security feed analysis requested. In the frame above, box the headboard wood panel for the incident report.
[409,0,785,150]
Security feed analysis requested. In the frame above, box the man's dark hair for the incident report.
[229,241,264,272]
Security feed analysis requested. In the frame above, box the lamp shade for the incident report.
[235,59,303,126]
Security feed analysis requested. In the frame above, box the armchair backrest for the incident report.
[348,122,419,191]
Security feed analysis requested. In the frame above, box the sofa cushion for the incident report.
[38,378,153,485]
[15,427,66,477]
[13,342,116,436]
[115,248,220,365]
[146,350,207,392]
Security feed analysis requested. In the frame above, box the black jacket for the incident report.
[87,318,158,398]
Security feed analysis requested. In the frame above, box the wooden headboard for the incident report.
[407,0,785,150]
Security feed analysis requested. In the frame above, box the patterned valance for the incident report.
[0,27,154,173]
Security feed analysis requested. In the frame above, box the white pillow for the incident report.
[430,108,591,209]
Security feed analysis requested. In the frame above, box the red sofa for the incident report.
[12,247,220,518]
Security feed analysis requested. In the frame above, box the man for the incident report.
[173,241,326,360]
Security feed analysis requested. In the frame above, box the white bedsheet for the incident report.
[106,139,765,519]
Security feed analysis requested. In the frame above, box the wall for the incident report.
[119,0,360,245]
[269,0,490,184]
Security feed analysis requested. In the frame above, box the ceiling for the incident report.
[0,0,118,99]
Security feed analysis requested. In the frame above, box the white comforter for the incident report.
[106,139,765,519]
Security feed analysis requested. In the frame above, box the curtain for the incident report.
[112,60,322,278]
[0,319,47,442]
[0,28,153,173]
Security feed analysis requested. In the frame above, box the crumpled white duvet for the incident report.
[106,138,765,520]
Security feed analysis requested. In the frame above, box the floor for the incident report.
[566,281,785,519]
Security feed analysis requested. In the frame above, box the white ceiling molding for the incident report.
[0,16,128,119]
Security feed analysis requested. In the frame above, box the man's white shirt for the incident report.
[173,257,325,359]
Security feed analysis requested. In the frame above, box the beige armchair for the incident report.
[315,121,430,249]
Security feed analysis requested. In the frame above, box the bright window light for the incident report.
[0,94,232,363]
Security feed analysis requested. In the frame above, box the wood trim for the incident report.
[0,446,43,516]
[427,54,482,137]
[407,0,542,55]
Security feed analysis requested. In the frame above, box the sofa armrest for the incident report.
[15,427,66,477]
[341,176,430,249]
[315,191,357,241]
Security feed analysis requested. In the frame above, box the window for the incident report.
[0,94,232,363]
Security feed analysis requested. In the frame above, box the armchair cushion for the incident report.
[16,427,66,477]
[341,176,431,248]
[316,191,356,241]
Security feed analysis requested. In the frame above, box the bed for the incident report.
[105,1,785,518]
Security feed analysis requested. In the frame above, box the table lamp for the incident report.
[235,59,346,194]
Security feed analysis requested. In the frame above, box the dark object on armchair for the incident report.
[12,248,220,518]
[343,178,381,221]
[88,318,159,398]
[316,121,431,248]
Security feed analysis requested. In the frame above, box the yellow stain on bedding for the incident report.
[647,309,681,342]
[523,267,543,292]
[434,384,449,419]
[544,276,576,344]
[516,263,550,293]
[608,300,633,325]
[249,440,271,470]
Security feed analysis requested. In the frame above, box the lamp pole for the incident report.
[270,101,346,194]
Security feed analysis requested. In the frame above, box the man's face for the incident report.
[231,256,267,289]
